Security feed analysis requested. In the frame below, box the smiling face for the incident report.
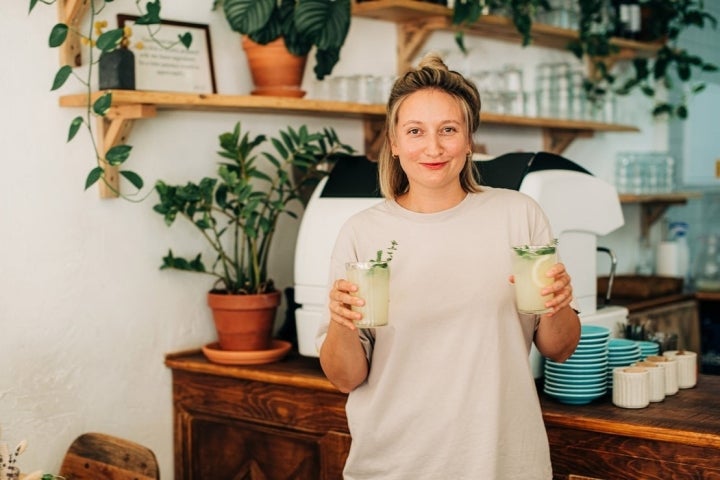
[390,89,472,205]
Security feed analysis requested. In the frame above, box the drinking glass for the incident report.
[511,241,558,314]
[346,261,390,328]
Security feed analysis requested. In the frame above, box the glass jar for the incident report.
[693,234,720,292]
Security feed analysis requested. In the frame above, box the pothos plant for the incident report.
[451,0,717,119]
[569,0,718,118]
[29,0,192,198]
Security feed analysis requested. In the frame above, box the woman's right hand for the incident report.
[329,278,365,330]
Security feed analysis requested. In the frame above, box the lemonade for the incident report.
[511,241,558,314]
[346,262,390,328]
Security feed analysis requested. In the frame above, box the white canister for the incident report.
[645,355,679,395]
[613,366,650,409]
[663,350,698,389]
[634,361,666,402]
[656,241,680,277]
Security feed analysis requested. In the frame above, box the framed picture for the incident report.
[118,14,217,93]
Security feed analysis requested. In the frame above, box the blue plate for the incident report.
[543,388,607,405]
[567,350,608,360]
[608,338,639,349]
[580,325,611,339]
[544,369,607,382]
[544,378,606,390]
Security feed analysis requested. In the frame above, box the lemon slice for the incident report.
[531,255,554,287]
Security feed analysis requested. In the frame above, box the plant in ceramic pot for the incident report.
[95,20,138,91]
[153,121,354,351]
[30,0,192,197]
[215,0,352,96]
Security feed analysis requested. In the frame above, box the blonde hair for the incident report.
[378,53,483,198]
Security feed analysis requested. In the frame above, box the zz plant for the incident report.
[153,122,354,295]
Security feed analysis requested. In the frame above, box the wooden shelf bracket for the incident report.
[96,104,156,198]
[363,118,386,161]
[57,0,90,67]
[397,16,447,74]
[542,128,593,155]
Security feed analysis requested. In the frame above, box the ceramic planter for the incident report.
[208,290,282,351]
[98,48,135,90]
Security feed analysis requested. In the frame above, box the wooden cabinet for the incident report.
[167,350,720,480]
[165,351,350,480]
[697,291,720,374]
[541,375,720,479]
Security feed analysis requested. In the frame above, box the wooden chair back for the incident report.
[59,432,159,480]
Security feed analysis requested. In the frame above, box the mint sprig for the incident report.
[512,238,558,258]
[370,240,398,269]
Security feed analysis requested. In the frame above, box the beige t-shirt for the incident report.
[317,187,554,479]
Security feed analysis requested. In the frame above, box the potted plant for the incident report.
[216,0,352,96]
[450,0,717,118]
[153,121,354,351]
[30,0,192,197]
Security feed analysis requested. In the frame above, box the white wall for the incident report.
[0,2,686,476]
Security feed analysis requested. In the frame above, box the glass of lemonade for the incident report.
[511,240,558,314]
[345,261,390,328]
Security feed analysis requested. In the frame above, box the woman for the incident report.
[317,53,580,479]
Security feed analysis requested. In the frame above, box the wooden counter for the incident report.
[166,350,720,480]
[540,376,720,479]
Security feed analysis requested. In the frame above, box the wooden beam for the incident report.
[95,104,156,198]
[542,128,593,155]
[396,16,445,74]
[57,0,90,67]
[363,118,386,161]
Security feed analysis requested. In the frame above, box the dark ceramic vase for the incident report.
[98,48,135,90]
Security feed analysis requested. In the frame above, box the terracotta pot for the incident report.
[241,36,307,97]
[208,290,282,351]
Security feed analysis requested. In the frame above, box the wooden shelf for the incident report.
[619,192,703,239]
[352,0,663,72]
[57,1,656,197]
[60,90,640,196]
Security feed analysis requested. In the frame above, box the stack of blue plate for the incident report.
[607,338,642,386]
[543,325,610,405]
[636,340,660,360]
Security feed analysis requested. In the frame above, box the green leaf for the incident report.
[49,23,68,48]
[85,167,104,190]
[135,1,162,24]
[51,65,72,91]
[120,170,144,190]
[93,93,112,116]
[223,0,275,35]
[29,0,39,13]
[178,32,193,49]
[67,116,83,141]
[106,144,132,166]
[97,29,124,52]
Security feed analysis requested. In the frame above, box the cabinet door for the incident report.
[188,416,350,480]
[683,83,720,187]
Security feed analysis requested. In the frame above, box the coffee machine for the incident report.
[293,152,628,376]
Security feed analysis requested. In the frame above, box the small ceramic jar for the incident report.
[663,350,698,389]
[612,366,649,409]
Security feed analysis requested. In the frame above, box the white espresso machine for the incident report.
[294,152,628,376]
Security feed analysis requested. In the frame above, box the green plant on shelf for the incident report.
[29,0,192,199]
[451,0,717,119]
